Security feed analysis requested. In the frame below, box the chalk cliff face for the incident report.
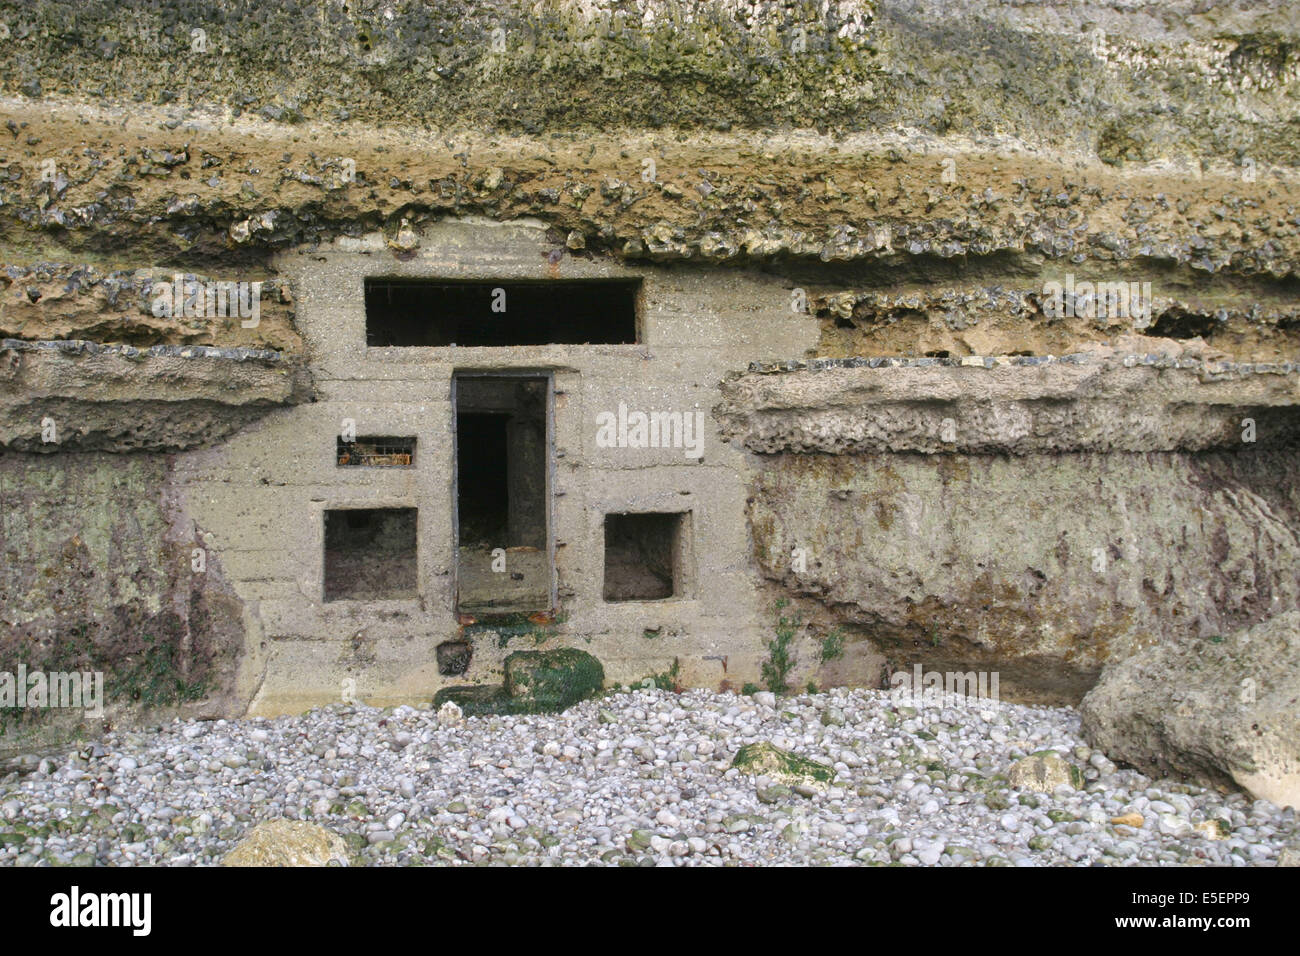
[1,0,1297,732]
[716,354,1300,701]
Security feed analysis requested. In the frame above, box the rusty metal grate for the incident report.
[336,436,416,467]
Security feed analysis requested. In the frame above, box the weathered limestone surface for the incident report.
[0,266,299,351]
[2,0,1295,162]
[719,348,1300,455]
[0,452,249,741]
[2,2,1298,360]
[0,339,313,450]
[1080,612,1300,809]
[748,447,1300,701]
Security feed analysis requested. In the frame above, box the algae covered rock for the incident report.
[504,648,605,710]
[1008,752,1084,793]
[1081,612,1300,809]
[731,742,834,789]
[434,648,605,716]
[1195,819,1231,841]
[221,820,348,867]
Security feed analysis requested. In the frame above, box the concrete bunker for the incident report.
[203,230,812,711]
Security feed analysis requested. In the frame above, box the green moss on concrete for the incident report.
[434,648,605,716]
[504,648,605,710]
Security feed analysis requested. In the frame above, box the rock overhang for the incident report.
[719,351,1300,454]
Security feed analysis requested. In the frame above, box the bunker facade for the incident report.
[180,221,818,714]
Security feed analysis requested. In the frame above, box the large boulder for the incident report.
[1008,752,1084,793]
[1080,612,1300,809]
[503,648,605,710]
[221,820,349,867]
[731,742,834,790]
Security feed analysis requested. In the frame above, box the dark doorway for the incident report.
[456,413,510,545]
[454,375,551,614]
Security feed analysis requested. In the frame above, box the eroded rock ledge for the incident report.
[0,339,312,451]
[0,265,299,352]
[718,349,1300,454]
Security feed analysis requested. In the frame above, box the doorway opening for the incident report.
[454,374,552,615]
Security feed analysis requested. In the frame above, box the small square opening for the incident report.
[603,512,688,602]
[437,640,472,676]
[324,507,417,601]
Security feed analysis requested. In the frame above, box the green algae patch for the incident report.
[504,649,605,711]
[434,649,605,716]
[731,742,834,789]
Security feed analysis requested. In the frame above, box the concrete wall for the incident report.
[175,218,818,715]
